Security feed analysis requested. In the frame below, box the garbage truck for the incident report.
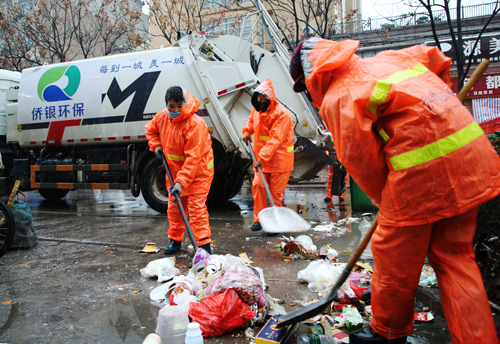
[0,14,335,213]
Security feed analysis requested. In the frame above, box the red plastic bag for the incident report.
[349,280,368,299]
[189,288,256,337]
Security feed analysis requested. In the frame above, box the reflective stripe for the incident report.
[287,145,294,152]
[207,158,214,169]
[167,154,186,161]
[389,122,484,171]
[259,135,269,141]
[379,129,390,143]
[366,63,429,115]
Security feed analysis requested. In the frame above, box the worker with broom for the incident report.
[242,78,294,236]
[289,38,500,344]
[145,86,214,254]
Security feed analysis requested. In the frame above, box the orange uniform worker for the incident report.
[290,38,500,344]
[242,78,294,234]
[145,86,214,254]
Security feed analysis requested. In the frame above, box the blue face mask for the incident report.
[168,111,181,119]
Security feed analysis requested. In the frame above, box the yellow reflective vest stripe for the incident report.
[287,145,294,152]
[389,122,484,171]
[207,158,214,169]
[366,63,429,115]
[259,135,269,141]
[379,129,390,143]
[167,154,186,161]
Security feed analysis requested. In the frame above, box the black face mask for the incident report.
[259,101,270,112]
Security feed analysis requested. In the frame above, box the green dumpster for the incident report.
[350,177,378,211]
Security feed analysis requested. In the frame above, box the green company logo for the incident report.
[37,65,81,102]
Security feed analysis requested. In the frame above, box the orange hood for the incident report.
[251,78,278,113]
[301,39,360,107]
[170,89,201,123]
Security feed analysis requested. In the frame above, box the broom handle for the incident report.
[7,180,20,210]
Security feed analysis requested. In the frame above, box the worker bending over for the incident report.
[290,38,500,344]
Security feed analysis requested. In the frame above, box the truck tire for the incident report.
[141,158,168,213]
[38,188,70,201]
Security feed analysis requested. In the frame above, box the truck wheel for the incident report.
[141,158,168,213]
[38,189,70,201]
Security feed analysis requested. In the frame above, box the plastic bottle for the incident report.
[297,334,338,344]
[185,322,203,344]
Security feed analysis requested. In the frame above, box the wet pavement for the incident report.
[0,174,459,343]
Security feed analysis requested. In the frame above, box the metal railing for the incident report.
[335,2,499,34]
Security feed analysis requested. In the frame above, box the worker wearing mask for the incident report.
[145,86,214,254]
[242,78,294,235]
[289,38,500,344]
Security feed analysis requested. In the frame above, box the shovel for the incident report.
[245,141,311,233]
[158,151,198,252]
[276,214,378,328]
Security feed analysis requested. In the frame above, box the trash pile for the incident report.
[141,248,286,342]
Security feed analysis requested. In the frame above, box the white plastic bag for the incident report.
[295,235,317,252]
[358,219,373,260]
[140,257,180,283]
[298,261,345,295]
[173,289,198,313]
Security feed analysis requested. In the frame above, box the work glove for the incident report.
[254,158,263,169]
[242,133,252,144]
[169,182,182,202]
[154,146,163,159]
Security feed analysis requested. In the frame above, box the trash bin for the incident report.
[350,177,378,211]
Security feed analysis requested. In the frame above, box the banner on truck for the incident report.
[17,49,187,127]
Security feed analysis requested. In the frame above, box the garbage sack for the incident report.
[10,200,37,249]
[358,219,373,260]
[140,257,180,283]
[205,265,265,306]
[189,288,256,337]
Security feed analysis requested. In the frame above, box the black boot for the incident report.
[251,222,262,231]
[349,326,407,344]
[164,239,181,254]
[199,243,212,254]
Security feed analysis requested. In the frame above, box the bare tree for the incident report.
[266,0,350,50]
[408,0,500,90]
[146,0,245,46]
[0,0,146,71]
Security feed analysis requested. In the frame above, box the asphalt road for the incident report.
[0,183,456,343]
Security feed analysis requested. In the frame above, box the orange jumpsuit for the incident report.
[145,90,214,246]
[326,164,349,202]
[301,38,500,342]
[242,79,294,222]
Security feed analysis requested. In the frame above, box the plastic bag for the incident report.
[358,219,373,260]
[140,257,180,283]
[204,265,264,306]
[189,288,256,337]
[298,261,345,296]
[419,266,437,287]
[10,200,37,249]
[172,289,198,313]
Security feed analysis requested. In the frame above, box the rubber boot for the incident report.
[199,243,212,254]
[164,239,181,254]
[251,222,262,231]
[349,326,407,344]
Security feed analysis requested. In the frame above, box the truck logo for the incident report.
[102,71,161,122]
[37,65,81,102]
